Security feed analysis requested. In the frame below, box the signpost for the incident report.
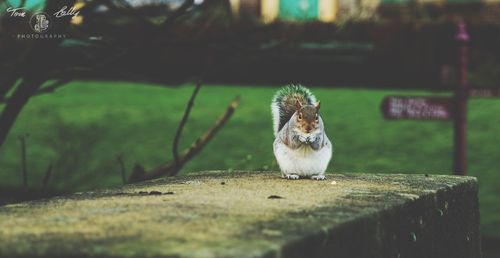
[380,22,472,176]
[469,88,500,98]
[381,96,453,120]
[453,21,469,176]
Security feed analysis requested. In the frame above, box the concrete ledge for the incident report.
[0,171,480,258]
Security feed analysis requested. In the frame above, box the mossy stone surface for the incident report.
[0,171,480,258]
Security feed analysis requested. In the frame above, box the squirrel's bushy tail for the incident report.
[271,84,316,136]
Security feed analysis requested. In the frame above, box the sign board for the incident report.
[469,89,500,98]
[381,96,453,120]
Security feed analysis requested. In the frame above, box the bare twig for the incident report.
[173,81,202,163]
[117,154,127,184]
[41,163,53,194]
[18,134,29,187]
[173,95,240,170]
[0,79,70,104]
[129,95,240,182]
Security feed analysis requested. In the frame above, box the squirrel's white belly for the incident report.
[273,137,332,177]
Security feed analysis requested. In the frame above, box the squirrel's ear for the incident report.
[295,100,302,111]
[315,101,321,110]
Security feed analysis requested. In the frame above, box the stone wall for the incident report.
[0,171,480,258]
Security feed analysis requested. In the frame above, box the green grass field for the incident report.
[0,81,499,237]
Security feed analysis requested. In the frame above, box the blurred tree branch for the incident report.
[0,77,46,147]
[0,0,249,184]
[0,0,198,150]
[103,0,156,28]
[173,80,202,164]
[0,79,71,104]
[161,0,195,29]
[129,92,240,183]
[0,0,76,147]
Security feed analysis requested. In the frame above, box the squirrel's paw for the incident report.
[311,175,326,180]
[283,174,300,180]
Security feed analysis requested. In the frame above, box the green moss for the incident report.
[0,171,477,257]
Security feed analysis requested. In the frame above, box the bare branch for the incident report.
[38,78,71,94]
[173,95,240,171]
[129,95,241,182]
[0,78,45,148]
[0,79,70,104]
[173,81,202,163]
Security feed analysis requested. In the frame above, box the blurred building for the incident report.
[2,0,499,25]
[230,0,345,22]
[229,0,500,23]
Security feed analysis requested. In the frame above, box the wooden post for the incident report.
[453,21,469,176]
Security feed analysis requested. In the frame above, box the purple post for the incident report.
[453,21,469,176]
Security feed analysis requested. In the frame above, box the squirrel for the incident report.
[271,84,332,180]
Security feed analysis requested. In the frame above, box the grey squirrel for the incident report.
[271,84,332,180]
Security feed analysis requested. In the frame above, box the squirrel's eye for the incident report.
[315,114,319,120]
[298,113,302,120]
